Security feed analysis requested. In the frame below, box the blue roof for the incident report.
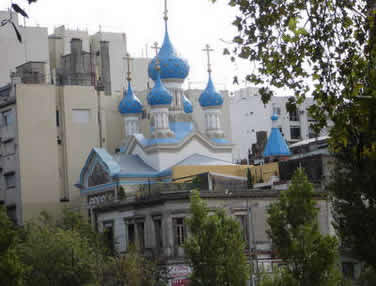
[118,81,143,114]
[199,75,224,107]
[148,24,190,81]
[183,95,193,113]
[134,121,193,147]
[147,68,172,106]
[263,115,291,157]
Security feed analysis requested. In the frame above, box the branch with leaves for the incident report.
[1,0,38,43]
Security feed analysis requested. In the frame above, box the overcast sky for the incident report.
[1,0,260,92]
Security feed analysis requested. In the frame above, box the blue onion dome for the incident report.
[271,114,279,121]
[183,95,193,113]
[118,81,143,114]
[147,67,172,106]
[148,26,190,81]
[199,75,224,107]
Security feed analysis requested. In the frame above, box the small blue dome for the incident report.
[199,75,224,107]
[148,25,190,81]
[263,115,290,157]
[147,68,172,106]
[271,114,279,121]
[118,81,143,114]
[183,95,193,113]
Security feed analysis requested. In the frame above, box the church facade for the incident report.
[76,6,234,197]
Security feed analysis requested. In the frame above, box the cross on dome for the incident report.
[124,53,133,82]
[203,44,214,74]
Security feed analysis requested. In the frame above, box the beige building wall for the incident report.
[0,11,50,86]
[16,84,61,221]
[101,94,123,154]
[59,86,100,207]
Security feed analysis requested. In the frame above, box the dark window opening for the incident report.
[154,219,163,249]
[174,218,185,247]
[103,222,114,252]
[56,110,60,127]
[137,222,145,250]
[289,110,299,121]
[128,223,135,246]
[290,126,301,140]
[342,262,355,279]
[6,205,17,224]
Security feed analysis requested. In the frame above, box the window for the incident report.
[4,142,15,155]
[174,218,186,247]
[137,221,145,250]
[103,221,114,252]
[127,223,135,247]
[5,173,16,188]
[273,107,281,115]
[236,215,249,246]
[154,218,163,249]
[289,110,299,121]
[342,262,354,279]
[72,109,90,123]
[56,110,60,127]
[290,126,301,140]
[6,206,17,224]
[3,110,14,126]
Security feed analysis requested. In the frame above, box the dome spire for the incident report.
[203,44,214,75]
[125,52,132,82]
[163,0,168,23]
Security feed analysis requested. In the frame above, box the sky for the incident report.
[1,0,259,92]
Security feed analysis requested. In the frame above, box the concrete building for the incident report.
[0,74,128,224]
[230,87,329,163]
[0,11,50,86]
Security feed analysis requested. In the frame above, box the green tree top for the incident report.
[266,168,342,286]
[185,191,249,286]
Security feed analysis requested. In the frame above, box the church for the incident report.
[76,4,237,195]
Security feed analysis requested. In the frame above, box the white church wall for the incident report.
[130,137,232,172]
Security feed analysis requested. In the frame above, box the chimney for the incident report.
[71,38,83,75]
[100,41,111,95]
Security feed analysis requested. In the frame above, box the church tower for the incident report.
[118,53,144,138]
[147,0,191,126]
[199,44,224,139]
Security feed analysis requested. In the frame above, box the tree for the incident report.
[111,245,167,286]
[0,206,25,286]
[184,190,249,286]
[210,0,376,272]
[266,168,342,286]
[1,1,38,43]
[19,210,108,286]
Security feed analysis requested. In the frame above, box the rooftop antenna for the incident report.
[203,44,214,75]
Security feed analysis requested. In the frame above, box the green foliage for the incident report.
[212,0,376,273]
[184,190,249,286]
[358,266,376,286]
[267,168,342,286]
[111,245,167,286]
[0,206,25,286]
[19,210,107,286]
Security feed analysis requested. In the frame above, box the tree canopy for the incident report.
[266,168,342,286]
[211,0,376,272]
[184,191,249,286]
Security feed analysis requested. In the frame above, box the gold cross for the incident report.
[151,41,160,57]
[203,44,214,74]
[164,0,168,21]
[123,53,133,82]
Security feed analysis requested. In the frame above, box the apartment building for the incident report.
[230,87,329,163]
